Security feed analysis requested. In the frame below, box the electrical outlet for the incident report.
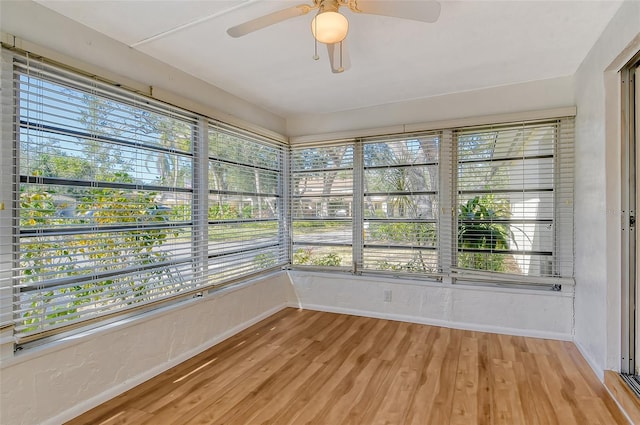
[383,289,392,303]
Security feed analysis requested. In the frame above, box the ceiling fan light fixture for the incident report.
[311,11,349,44]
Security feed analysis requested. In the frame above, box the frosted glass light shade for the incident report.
[311,11,348,44]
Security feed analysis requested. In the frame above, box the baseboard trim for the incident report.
[605,371,639,425]
[289,302,572,341]
[574,340,605,382]
[47,303,287,425]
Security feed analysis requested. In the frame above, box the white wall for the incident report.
[573,0,640,377]
[286,76,574,137]
[287,272,574,340]
[0,0,287,138]
[0,273,290,425]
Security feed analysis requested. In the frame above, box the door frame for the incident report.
[622,53,640,375]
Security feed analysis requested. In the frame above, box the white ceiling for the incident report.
[35,0,623,118]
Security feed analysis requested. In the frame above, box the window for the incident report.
[289,120,573,288]
[3,55,286,344]
[207,123,286,283]
[291,143,354,268]
[362,134,440,275]
[454,120,574,282]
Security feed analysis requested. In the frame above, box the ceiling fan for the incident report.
[227,0,441,74]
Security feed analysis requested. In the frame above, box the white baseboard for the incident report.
[291,302,573,342]
[46,303,287,425]
[574,339,605,382]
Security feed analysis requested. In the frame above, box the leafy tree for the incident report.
[293,145,352,217]
[209,130,280,219]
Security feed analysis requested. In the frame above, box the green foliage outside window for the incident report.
[254,252,277,269]
[457,195,515,272]
[293,248,342,267]
[19,186,179,331]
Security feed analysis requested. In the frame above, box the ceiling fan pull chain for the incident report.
[313,16,320,60]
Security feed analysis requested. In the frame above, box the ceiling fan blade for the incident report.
[227,4,314,38]
[327,41,351,74]
[349,0,441,23]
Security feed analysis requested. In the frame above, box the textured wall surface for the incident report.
[0,273,289,425]
[287,272,574,340]
[573,0,640,378]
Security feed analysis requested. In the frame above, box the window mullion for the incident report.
[194,117,209,288]
[0,51,15,360]
[282,147,292,266]
[439,129,454,282]
[554,117,575,280]
[353,141,364,274]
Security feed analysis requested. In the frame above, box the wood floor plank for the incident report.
[450,335,479,425]
[92,408,154,425]
[72,308,309,425]
[532,351,587,425]
[363,325,432,425]
[404,327,453,425]
[262,315,384,424]
[340,358,395,425]
[138,311,318,419]
[426,328,462,425]
[150,336,315,424]
[66,308,628,425]
[490,359,526,425]
[605,371,640,424]
[278,318,393,424]
[476,332,495,425]
[512,356,543,424]
[519,352,560,425]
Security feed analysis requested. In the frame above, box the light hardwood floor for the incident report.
[66,308,628,425]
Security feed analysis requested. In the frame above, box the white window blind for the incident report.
[207,123,286,283]
[454,119,574,284]
[288,119,573,287]
[362,133,440,276]
[2,53,287,345]
[291,143,354,269]
[10,57,199,342]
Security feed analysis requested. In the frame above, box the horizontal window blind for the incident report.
[0,51,13,333]
[454,119,574,283]
[12,56,200,342]
[207,123,286,283]
[3,53,288,345]
[291,143,354,269]
[362,133,440,276]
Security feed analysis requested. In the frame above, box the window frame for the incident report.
[452,119,574,285]
[360,133,442,277]
[289,119,574,289]
[290,142,355,271]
